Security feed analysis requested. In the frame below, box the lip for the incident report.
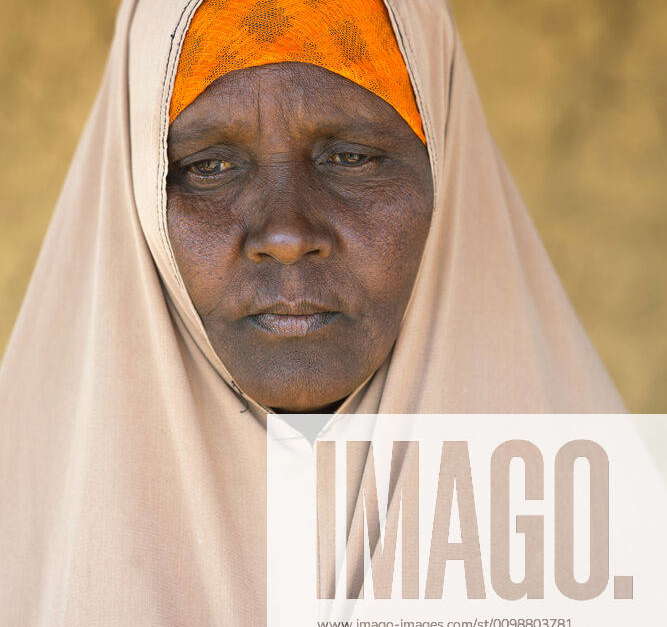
[247,312,341,337]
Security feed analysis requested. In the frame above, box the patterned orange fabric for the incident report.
[169,0,426,142]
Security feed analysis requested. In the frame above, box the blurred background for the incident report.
[0,0,665,412]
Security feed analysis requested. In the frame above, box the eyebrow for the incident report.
[324,119,403,140]
[169,122,247,147]
[168,116,405,160]
[167,122,250,161]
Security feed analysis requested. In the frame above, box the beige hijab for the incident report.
[0,0,624,624]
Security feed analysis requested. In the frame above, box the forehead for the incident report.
[168,62,414,153]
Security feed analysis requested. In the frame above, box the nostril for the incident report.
[244,227,333,264]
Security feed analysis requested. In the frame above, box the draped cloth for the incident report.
[0,0,625,625]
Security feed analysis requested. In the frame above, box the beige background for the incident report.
[1,1,665,412]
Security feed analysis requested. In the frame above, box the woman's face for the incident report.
[167,62,433,412]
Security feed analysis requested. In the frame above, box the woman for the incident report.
[166,0,434,414]
[0,0,624,624]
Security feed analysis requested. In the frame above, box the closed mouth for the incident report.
[247,312,340,337]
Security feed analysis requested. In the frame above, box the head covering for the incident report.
[170,0,426,142]
[0,0,625,624]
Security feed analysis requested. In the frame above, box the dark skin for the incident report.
[167,62,433,413]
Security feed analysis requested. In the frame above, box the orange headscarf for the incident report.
[169,0,426,142]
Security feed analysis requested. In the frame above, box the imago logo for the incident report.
[315,440,633,602]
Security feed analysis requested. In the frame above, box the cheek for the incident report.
[166,192,241,314]
[342,180,433,318]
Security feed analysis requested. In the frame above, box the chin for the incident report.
[238,364,359,414]
[211,333,383,412]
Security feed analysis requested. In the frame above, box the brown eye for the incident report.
[329,152,369,167]
[188,159,233,177]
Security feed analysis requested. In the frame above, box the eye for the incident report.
[187,159,234,177]
[328,152,371,167]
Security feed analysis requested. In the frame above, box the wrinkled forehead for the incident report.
[167,62,421,161]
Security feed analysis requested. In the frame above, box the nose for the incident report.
[243,207,333,265]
